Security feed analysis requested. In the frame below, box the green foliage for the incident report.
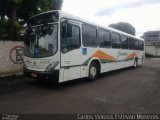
[17,0,63,21]
[49,0,63,10]
[0,19,10,39]
[10,0,23,7]
[0,0,63,40]
[17,0,39,21]
[12,20,22,30]
[0,19,22,40]
[0,0,8,21]
[38,0,50,12]
[109,22,136,35]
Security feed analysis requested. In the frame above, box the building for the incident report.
[143,30,160,43]
[143,30,160,57]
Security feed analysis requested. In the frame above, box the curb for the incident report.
[0,72,24,80]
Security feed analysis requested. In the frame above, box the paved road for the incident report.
[0,58,160,114]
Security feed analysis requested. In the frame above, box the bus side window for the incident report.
[82,24,98,47]
[98,29,111,48]
[67,24,72,37]
[139,41,144,51]
[61,23,81,53]
[135,39,139,50]
[121,35,128,49]
[111,32,121,49]
[129,37,135,50]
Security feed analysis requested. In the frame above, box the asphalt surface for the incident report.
[0,58,160,114]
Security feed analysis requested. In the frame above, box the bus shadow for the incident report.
[0,66,142,96]
[29,76,89,90]
[99,66,135,79]
[29,66,140,90]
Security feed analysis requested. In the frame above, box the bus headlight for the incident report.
[45,61,59,72]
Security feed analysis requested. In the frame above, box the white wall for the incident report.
[145,45,160,56]
[0,41,24,77]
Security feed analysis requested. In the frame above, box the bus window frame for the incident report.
[111,32,122,49]
[121,34,129,50]
[98,28,111,48]
[82,24,98,48]
[61,21,81,54]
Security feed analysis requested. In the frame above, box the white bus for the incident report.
[23,10,145,83]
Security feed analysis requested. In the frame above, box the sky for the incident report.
[62,0,160,37]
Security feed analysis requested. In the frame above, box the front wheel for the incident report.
[88,62,98,81]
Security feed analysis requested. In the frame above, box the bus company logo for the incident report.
[9,46,24,64]
[118,51,128,57]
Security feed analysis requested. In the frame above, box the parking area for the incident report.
[0,58,160,114]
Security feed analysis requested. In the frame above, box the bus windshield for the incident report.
[24,24,58,58]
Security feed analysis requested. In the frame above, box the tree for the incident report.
[18,0,63,21]
[7,0,24,40]
[0,0,11,39]
[49,0,63,10]
[0,0,8,23]
[109,22,136,35]
[0,0,63,40]
[17,0,39,21]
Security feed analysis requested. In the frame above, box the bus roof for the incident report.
[29,10,144,41]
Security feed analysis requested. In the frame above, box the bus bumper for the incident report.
[23,67,59,82]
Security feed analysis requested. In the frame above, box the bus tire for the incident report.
[88,62,98,81]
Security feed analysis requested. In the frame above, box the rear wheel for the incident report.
[88,62,98,81]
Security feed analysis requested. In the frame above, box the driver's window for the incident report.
[61,23,80,53]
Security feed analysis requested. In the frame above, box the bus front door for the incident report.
[61,21,82,81]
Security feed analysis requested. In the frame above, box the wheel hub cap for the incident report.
[90,67,96,78]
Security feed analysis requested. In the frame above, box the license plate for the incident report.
[31,73,37,78]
